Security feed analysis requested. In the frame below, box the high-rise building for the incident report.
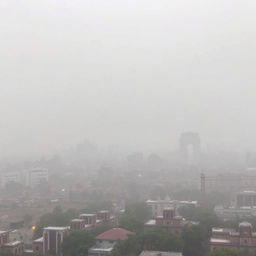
[1,172,21,188]
[26,168,48,188]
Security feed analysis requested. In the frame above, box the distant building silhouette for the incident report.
[179,132,200,164]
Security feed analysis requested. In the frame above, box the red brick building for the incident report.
[210,222,256,252]
[144,208,193,234]
[70,210,118,231]
[89,228,133,256]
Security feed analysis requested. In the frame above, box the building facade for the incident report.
[0,231,24,255]
[1,172,21,188]
[210,222,256,252]
[215,191,256,220]
[26,168,49,188]
[2,241,24,255]
[43,227,69,256]
[0,231,9,246]
[70,210,118,231]
[70,219,85,231]
[146,199,198,218]
[144,208,194,234]
[33,237,44,255]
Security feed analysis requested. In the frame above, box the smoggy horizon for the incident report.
[1,0,256,157]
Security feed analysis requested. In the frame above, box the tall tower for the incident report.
[200,173,206,194]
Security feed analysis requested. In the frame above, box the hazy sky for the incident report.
[1,0,256,157]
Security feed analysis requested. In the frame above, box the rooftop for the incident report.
[71,219,84,222]
[24,249,33,254]
[89,241,115,252]
[79,214,96,217]
[4,241,23,247]
[89,247,114,253]
[33,237,43,243]
[239,221,252,227]
[212,228,235,233]
[145,220,156,226]
[96,228,132,241]
[44,226,69,231]
[139,251,183,256]
[146,199,197,205]
[210,238,231,244]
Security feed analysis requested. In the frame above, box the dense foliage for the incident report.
[118,201,151,233]
[113,229,183,256]
[33,200,256,256]
[33,206,78,238]
[62,225,112,256]
[62,231,95,256]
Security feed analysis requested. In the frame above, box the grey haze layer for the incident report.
[0,0,256,157]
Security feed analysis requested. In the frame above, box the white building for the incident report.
[146,198,198,217]
[26,169,48,188]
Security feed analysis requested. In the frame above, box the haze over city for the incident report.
[1,0,256,158]
[1,1,256,256]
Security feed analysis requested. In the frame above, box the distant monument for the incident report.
[179,132,200,164]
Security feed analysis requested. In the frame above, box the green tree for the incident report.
[62,231,95,256]
[33,206,78,238]
[182,225,208,256]
[119,201,150,233]
[113,229,183,256]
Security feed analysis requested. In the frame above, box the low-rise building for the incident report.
[0,231,9,246]
[96,210,118,226]
[73,210,118,230]
[43,227,69,256]
[32,237,44,255]
[70,219,85,231]
[144,208,195,234]
[79,213,100,229]
[210,222,256,252]
[2,241,24,255]
[89,228,132,256]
